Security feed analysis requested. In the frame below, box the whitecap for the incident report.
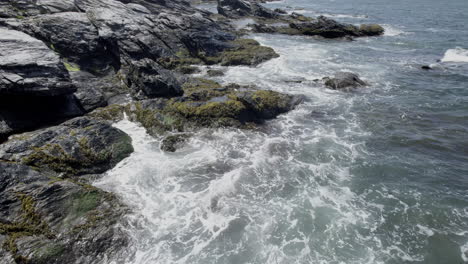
[382,24,405,36]
[441,47,468,63]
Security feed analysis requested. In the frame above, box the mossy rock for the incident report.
[0,117,134,176]
[88,104,126,122]
[182,78,232,101]
[157,39,279,69]
[359,24,385,36]
[0,193,54,261]
[215,39,279,66]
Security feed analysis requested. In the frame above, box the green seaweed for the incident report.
[0,193,54,261]
[22,137,112,175]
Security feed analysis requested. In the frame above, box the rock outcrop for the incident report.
[0,28,75,96]
[0,116,133,263]
[250,16,385,38]
[217,0,279,18]
[90,78,304,136]
[0,117,134,175]
[0,28,82,140]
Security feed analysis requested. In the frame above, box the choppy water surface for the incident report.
[95,0,468,263]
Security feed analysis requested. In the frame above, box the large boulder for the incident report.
[323,72,367,90]
[0,117,134,175]
[0,28,75,96]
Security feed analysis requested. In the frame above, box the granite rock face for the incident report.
[0,28,75,96]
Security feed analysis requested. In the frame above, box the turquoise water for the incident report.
[97,0,468,263]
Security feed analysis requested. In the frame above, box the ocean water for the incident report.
[95,0,468,263]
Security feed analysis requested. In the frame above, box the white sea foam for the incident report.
[382,24,405,36]
[461,241,468,262]
[441,47,468,63]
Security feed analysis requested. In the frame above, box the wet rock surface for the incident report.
[323,72,367,90]
[0,117,133,175]
[0,162,129,264]
[0,28,75,96]
[0,117,133,263]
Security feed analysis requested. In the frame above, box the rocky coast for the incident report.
[0,0,384,263]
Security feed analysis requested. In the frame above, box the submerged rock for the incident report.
[207,69,225,77]
[323,72,367,90]
[161,133,191,152]
[0,117,134,175]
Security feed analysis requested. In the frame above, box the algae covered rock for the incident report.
[0,162,129,264]
[163,39,279,68]
[124,78,304,134]
[359,24,385,36]
[0,117,133,175]
[217,39,279,66]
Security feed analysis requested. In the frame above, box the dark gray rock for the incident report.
[0,116,134,175]
[0,94,84,142]
[217,0,279,18]
[161,133,190,152]
[126,59,183,99]
[323,72,367,90]
[290,16,384,38]
[290,16,360,38]
[70,71,111,112]
[207,69,225,77]
[0,0,77,18]
[0,28,75,96]
[18,12,114,71]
